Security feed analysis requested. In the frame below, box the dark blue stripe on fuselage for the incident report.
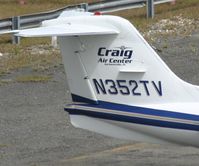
[71,94,99,105]
[70,94,199,121]
[67,95,199,131]
[66,108,199,131]
[79,101,199,121]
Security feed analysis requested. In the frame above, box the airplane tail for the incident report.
[11,11,199,146]
[55,15,199,106]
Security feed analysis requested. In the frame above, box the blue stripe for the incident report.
[70,95,199,121]
[66,95,199,131]
[65,108,199,131]
[71,94,99,105]
[80,101,199,121]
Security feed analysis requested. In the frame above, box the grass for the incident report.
[0,0,198,82]
[0,44,61,76]
[0,144,9,148]
[0,0,98,18]
[16,75,52,82]
[189,44,198,55]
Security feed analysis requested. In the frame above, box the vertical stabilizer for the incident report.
[56,15,199,107]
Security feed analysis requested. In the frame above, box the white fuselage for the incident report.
[67,102,199,147]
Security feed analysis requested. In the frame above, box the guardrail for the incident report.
[0,0,173,44]
[1,3,88,44]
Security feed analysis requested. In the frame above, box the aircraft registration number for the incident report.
[93,79,163,96]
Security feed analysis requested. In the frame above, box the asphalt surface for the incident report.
[0,31,199,166]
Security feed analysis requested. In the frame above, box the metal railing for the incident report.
[0,0,173,44]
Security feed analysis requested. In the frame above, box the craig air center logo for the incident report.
[97,46,133,65]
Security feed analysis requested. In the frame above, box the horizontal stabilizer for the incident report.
[14,24,119,37]
[0,30,20,35]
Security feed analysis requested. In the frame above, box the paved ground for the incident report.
[0,31,199,166]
